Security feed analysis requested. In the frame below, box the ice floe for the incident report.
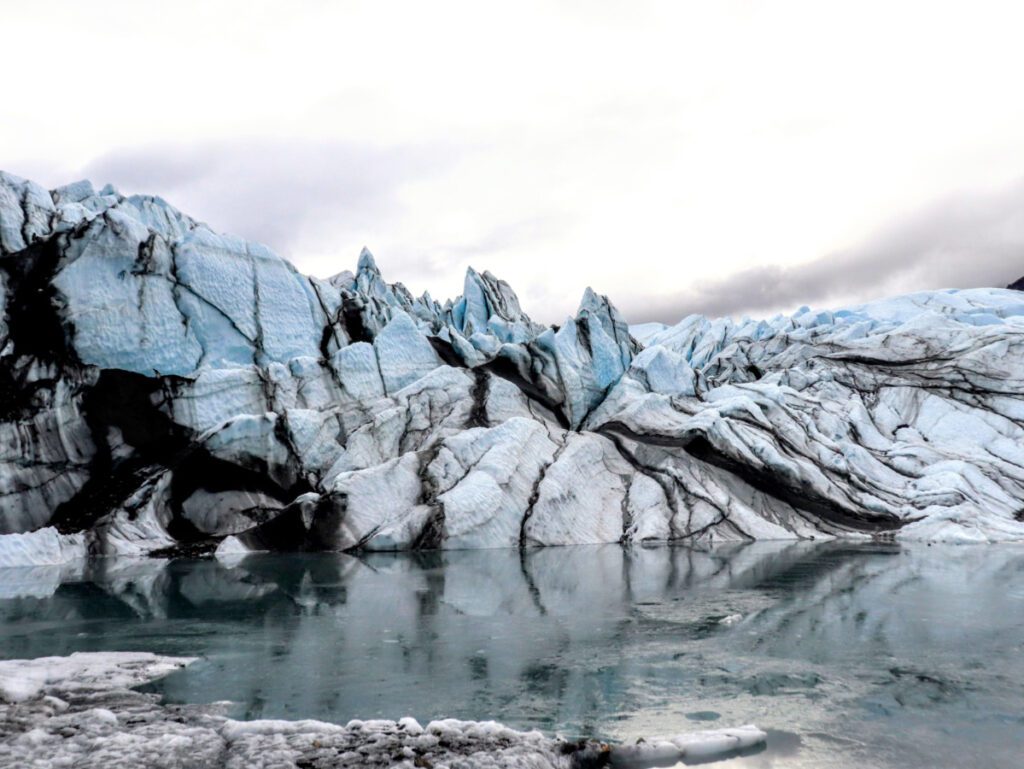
[0,652,765,768]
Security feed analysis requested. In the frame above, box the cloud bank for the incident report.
[72,148,1024,325]
[619,179,1024,323]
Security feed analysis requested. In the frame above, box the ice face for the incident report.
[1,170,1024,555]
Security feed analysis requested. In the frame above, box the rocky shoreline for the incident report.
[0,653,765,768]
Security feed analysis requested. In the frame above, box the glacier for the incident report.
[1,169,1024,563]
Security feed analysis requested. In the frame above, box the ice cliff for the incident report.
[2,170,1023,562]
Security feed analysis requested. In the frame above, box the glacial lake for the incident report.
[1,542,1022,768]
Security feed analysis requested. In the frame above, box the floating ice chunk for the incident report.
[0,527,85,567]
[0,652,193,703]
[611,725,767,766]
[215,535,255,561]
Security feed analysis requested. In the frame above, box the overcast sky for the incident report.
[5,1,1024,324]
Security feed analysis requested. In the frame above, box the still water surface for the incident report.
[1,542,1022,767]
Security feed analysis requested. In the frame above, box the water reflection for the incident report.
[0,542,1022,768]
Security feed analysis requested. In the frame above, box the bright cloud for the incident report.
[5,0,1024,323]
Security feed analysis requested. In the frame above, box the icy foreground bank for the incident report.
[1,170,1024,561]
[0,652,764,768]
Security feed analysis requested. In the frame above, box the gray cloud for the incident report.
[447,215,571,261]
[618,178,1024,324]
[72,148,1024,324]
[82,143,580,301]
[83,140,460,271]
[373,214,574,298]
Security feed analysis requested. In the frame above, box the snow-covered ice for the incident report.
[0,652,193,704]
[610,725,766,766]
[0,652,766,768]
[2,169,1024,555]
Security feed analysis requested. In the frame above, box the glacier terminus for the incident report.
[2,170,1024,567]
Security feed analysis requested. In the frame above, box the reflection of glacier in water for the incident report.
[0,543,1022,768]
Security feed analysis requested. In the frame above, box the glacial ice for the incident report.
[1,169,1024,558]
[0,652,193,703]
[0,652,766,769]
[0,528,85,568]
